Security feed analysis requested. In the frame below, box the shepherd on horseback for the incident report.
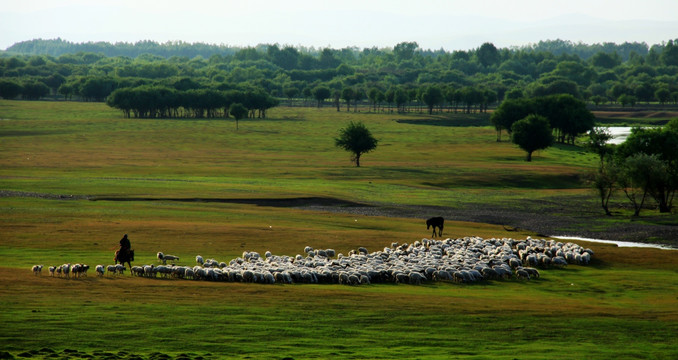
[114,234,134,271]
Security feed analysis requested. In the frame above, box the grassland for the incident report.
[1,100,677,359]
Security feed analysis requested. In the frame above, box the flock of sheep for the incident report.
[32,236,594,285]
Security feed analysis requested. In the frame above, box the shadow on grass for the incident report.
[91,196,373,208]
[396,115,492,127]
[423,173,582,189]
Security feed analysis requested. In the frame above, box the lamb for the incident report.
[155,265,171,278]
[71,264,81,277]
[195,255,204,265]
[515,268,531,280]
[433,270,453,281]
[193,267,206,280]
[523,267,540,279]
[408,272,426,285]
[131,266,144,277]
[95,265,105,276]
[481,267,499,280]
[115,264,125,275]
[48,266,56,277]
[143,265,155,277]
[204,259,218,268]
[579,252,591,265]
[106,265,117,275]
[61,264,71,278]
[508,258,522,269]
[31,265,43,275]
[315,249,327,258]
[71,264,89,277]
[347,274,360,285]
[551,256,568,267]
[263,272,275,284]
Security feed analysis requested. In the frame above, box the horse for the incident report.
[114,248,134,273]
[426,217,444,237]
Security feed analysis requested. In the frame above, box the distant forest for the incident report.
[1,38,657,61]
[1,38,677,118]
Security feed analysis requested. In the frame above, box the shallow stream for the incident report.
[552,235,677,250]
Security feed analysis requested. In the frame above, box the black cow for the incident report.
[426,217,444,237]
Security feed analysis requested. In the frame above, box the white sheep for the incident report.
[195,255,204,265]
[71,264,81,277]
[61,264,71,278]
[143,264,155,277]
[95,265,105,276]
[32,265,43,275]
[106,236,589,287]
[106,265,117,275]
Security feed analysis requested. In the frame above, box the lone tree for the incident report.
[587,161,619,216]
[421,85,443,114]
[312,86,331,108]
[335,121,378,167]
[229,102,248,130]
[511,114,554,161]
[341,87,354,112]
[585,127,614,165]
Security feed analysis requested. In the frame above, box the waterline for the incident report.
[551,236,677,250]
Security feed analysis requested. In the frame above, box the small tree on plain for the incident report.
[312,86,331,108]
[421,85,443,115]
[618,153,662,217]
[229,102,248,130]
[586,127,614,165]
[335,121,378,167]
[588,161,619,216]
[342,87,354,112]
[511,114,554,162]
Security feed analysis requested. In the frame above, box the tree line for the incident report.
[3,38,653,63]
[106,86,278,119]
[1,39,677,111]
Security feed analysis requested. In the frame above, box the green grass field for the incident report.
[1,100,677,359]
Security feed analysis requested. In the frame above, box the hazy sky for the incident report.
[2,0,677,51]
